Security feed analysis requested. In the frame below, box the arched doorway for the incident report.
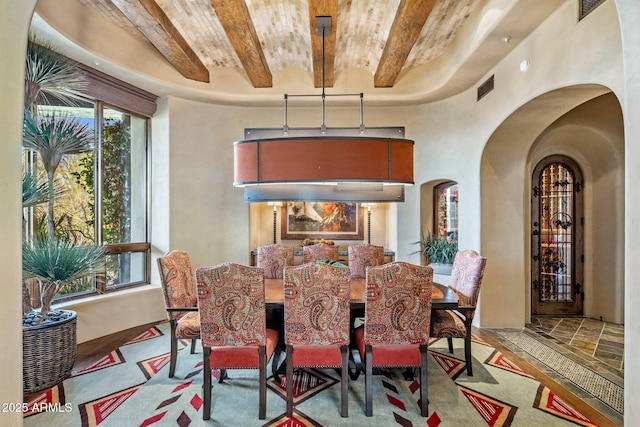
[531,155,584,315]
[479,88,624,327]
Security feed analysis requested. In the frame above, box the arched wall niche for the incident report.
[418,179,458,285]
[419,179,459,242]
[479,84,617,328]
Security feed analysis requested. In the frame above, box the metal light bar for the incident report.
[244,184,404,202]
[245,127,404,139]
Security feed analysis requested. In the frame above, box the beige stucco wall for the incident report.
[2,0,638,424]
[0,2,36,424]
[614,0,640,421]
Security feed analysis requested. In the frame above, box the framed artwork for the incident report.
[281,202,364,240]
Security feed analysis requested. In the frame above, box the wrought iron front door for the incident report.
[531,156,584,315]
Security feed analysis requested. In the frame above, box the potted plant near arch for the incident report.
[21,36,105,394]
[415,233,458,275]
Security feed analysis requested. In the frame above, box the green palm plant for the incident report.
[24,36,87,109]
[22,238,104,322]
[22,109,94,239]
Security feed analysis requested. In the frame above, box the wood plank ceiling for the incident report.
[81,0,480,88]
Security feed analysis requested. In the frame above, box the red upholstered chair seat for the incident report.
[289,344,345,367]
[209,328,279,368]
[353,328,421,366]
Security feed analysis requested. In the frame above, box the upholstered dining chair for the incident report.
[347,243,384,278]
[354,262,433,417]
[157,250,200,378]
[195,263,280,420]
[283,262,351,417]
[256,243,294,278]
[302,242,339,263]
[431,249,487,376]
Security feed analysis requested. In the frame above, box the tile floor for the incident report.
[485,316,624,426]
[528,316,624,372]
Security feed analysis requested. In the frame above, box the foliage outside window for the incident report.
[23,48,151,301]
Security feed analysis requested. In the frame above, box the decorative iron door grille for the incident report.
[531,156,583,315]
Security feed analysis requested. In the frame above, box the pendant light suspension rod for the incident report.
[283,94,289,135]
[359,93,365,133]
[320,23,326,134]
[280,17,366,135]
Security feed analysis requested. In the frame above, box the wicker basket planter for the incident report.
[23,310,77,394]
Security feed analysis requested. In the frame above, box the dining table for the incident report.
[264,278,459,311]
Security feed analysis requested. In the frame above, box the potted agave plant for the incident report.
[414,232,458,275]
[21,35,105,393]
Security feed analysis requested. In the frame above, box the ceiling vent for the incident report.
[477,75,494,101]
[580,0,606,20]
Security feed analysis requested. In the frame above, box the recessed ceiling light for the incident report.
[502,36,512,43]
[520,59,530,72]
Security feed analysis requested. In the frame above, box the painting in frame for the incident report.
[281,202,364,240]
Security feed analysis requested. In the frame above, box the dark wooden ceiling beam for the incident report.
[374,0,436,87]
[111,0,209,83]
[209,0,272,88]
[309,0,338,88]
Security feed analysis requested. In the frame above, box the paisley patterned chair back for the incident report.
[347,244,384,278]
[363,261,433,345]
[196,263,267,348]
[302,243,339,263]
[282,261,351,417]
[447,249,487,311]
[257,244,294,279]
[283,262,351,346]
[157,250,198,321]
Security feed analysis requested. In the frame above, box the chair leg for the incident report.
[341,345,348,417]
[259,346,267,419]
[420,345,428,417]
[447,337,454,354]
[286,345,294,417]
[219,369,227,383]
[465,329,473,376]
[365,345,373,417]
[202,347,211,420]
[190,338,197,354]
[169,320,178,378]
[348,345,362,380]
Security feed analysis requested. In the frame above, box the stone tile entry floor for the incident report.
[484,316,624,426]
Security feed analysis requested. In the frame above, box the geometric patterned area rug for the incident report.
[496,330,624,415]
[24,322,605,426]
